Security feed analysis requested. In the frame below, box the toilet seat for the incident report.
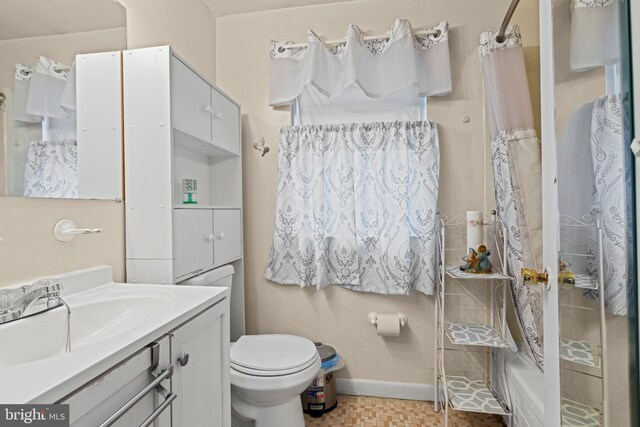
[231,334,318,377]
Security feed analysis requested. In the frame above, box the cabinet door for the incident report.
[174,209,214,279]
[171,56,212,143]
[171,301,230,427]
[61,337,171,427]
[211,87,240,154]
[213,209,242,265]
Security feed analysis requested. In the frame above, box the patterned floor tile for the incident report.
[304,395,505,426]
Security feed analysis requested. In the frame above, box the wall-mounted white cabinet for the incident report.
[171,55,240,157]
[173,208,242,278]
[124,46,245,340]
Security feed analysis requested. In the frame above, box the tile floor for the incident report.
[303,395,505,427]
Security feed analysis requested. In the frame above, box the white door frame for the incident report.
[539,0,562,425]
[630,2,640,425]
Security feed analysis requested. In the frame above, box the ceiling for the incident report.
[202,0,359,17]
[0,0,358,41]
[0,0,126,42]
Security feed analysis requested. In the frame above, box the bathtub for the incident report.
[494,344,544,427]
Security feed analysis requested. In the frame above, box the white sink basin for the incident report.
[0,266,228,403]
[0,292,172,367]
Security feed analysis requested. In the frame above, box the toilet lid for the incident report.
[230,335,318,376]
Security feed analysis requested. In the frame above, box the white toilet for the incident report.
[180,265,321,427]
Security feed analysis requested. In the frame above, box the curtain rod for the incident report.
[279,27,441,50]
[496,0,520,43]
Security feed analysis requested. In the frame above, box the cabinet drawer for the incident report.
[60,337,171,427]
[213,209,242,265]
[211,88,240,154]
[174,209,214,278]
[171,56,211,143]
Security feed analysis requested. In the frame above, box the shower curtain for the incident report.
[587,94,633,315]
[265,121,440,295]
[480,26,544,367]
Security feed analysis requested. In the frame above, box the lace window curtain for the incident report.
[265,121,440,295]
[480,26,545,368]
[270,20,451,125]
[22,140,78,198]
[266,20,448,295]
[569,0,621,72]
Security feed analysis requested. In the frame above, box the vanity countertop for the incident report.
[0,266,228,404]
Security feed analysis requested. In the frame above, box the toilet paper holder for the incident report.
[367,312,408,328]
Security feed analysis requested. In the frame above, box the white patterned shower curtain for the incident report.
[22,139,78,198]
[480,27,544,368]
[587,94,633,315]
[265,121,440,295]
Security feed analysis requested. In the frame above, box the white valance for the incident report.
[569,0,621,71]
[269,19,452,107]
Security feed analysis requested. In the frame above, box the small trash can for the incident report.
[301,343,342,417]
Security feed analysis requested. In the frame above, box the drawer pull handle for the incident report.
[217,232,225,240]
[203,105,213,113]
[206,233,215,242]
[178,353,190,366]
[99,365,175,427]
[214,112,223,120]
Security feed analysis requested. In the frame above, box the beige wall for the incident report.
[217,0,539,384]
[118,0,216,83]
[0,198,125,285]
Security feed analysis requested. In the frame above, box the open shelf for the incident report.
[445,265,512,281]
[446,376,511,415]
[173,127,239,158]
[561,398,602,427]
[445,322,517,351]
[560,337,600,369]
[174,204,242,210]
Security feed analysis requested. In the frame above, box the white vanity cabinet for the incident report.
[61,337,172,427]
[170,302,231,427]
[124,46,245,341]
[58,303,230,427]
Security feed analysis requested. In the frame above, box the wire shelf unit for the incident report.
[433,211,514,426]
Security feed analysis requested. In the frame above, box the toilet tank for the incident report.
[179,265,235,288]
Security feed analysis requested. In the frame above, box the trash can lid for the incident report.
[314,343,337,362]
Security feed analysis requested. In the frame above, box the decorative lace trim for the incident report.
[572,0,615,8]
[479,25,522,63]
[501,127,538,142]
[282,120,436,133]
[271,19,448,60]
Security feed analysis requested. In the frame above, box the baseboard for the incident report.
[336,378,435,401]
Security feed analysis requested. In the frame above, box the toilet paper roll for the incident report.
[375,314,402,337]
[466,210,483,251]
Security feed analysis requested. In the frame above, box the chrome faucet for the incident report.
[0,279,65,325]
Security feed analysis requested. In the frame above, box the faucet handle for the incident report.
[34,279,63,296]
[0,289,17,312]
